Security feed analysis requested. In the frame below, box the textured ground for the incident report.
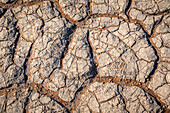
[0,0,170,113]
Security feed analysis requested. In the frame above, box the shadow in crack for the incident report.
[60,24,77,68]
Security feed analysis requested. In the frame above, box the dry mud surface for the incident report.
[0,0,170,113]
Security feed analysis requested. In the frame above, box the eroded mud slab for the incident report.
[0,0,169,113]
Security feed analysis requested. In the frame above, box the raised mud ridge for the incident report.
[0,0,170,113]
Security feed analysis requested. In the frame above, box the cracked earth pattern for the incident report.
[0,0,169,113]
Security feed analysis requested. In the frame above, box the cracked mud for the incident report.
[0,0,170,113]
